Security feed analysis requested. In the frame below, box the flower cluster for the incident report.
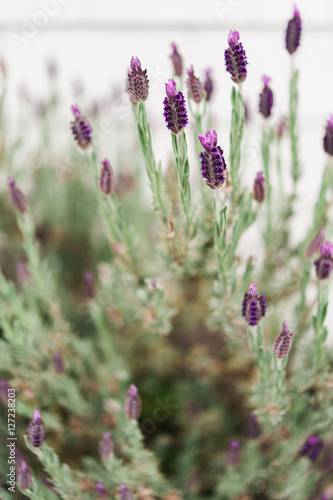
[170,42,183,77]
[242,284,266,327]
[285,5,302,54]
[186,65,205,103]
[253,172,266,203]
[27,410,46,448]
[259,76,274,118]
[224,29,248,84]
[7,177,27,213]
[198,130,227,190]
[314,241,333,280]
[273,321,294,359]
[163,79,188,134]
[124,384,142,419]
[71,104,92,149]
[127,56,149,103]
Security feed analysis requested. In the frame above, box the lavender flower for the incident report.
[71,105,92,149]
[127,56,149,103]
[53,352,65,374]
[0,380,9,404]
[314,241,333,280]
[170,42,183,77]
[117,483,133,500]
[224,29,248,84]
[7,177,27,213]
[300,435,323,462]
[99,159,114,195]
[253,172,266,203]
[186,66,204,103]
[247,412,261,439]
[17,460,32,489]
[163,79,188,134]
[124,384,141,419]
[197,130,227,190]
[259,76,273,118]
[204,69,213,102]
[242,284,266,327]
[323,115,333,155]
[99,432,114,460]
[226,440,240,466]
[96,482,109,499]
[285,5,302,54]
[306,228,325,258]
[83,271,95,300]
[273,321,294,359]
[27,410,46,448]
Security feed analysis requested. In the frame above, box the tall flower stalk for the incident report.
[286,6,302,186]
[163,79,193,238]
[128,57,169,225]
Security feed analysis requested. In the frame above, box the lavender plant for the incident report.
[1,5,333,500]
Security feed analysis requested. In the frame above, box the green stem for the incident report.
[289,69,300,185]
[136,102,168,224]
[230,87,245,208]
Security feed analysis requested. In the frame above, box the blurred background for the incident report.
[1,0,333,330]
[1,0,333,222]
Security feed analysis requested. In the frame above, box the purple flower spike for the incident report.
[285,5,302,54]
[323,115,333,155]
[314,240,333,279]
[306,228,324,257]
[17,460,32,489]
[99,432,114,460]
[273,321,294,359]
[0,380,9,404]
[53,352,65,374]
[253,171,266,203]
[247,412,261,439]
[124,384,142,419]
[83,271,95,300]
[163,79,188,134]
[99,159,114,195]
[70,104,92,149]
[186,65,205,103]
[259,76,273,118]
[227,440,240,466]
[117,483,133,500]
[198,130,227,190]
[204,69,213,102]
[242,284,266,327]
[300,435,323,462]
[127,56,149,103]
[7,177,27,214]
[225,29,248,84]
[170,42,183,77]
[27,410,46,448]
[96,482,109,499]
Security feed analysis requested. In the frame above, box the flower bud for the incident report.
[27,410,46,448]
[124,384,141,419]
[242,284,266,327]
